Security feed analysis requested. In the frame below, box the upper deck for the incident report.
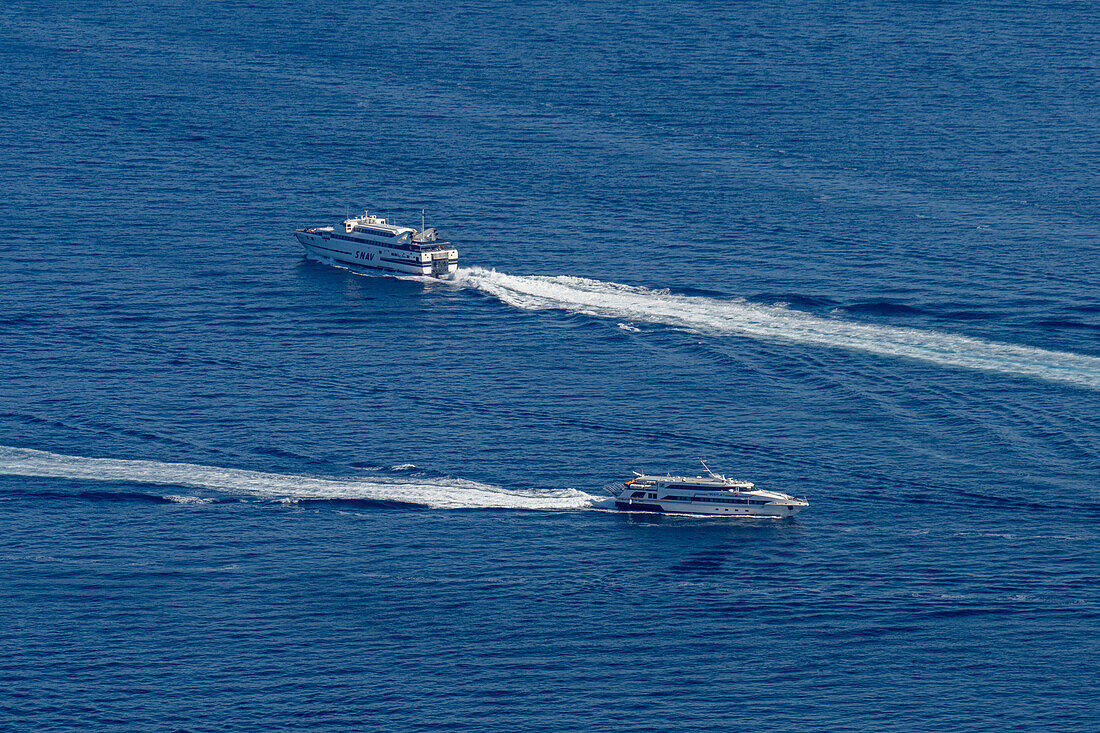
[346,214,416,238]
[297,210,456,254]
[633,474,756,491]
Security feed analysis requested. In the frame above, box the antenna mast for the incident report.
[421,208,426,232]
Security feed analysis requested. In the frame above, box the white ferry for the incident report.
[295,210,458,277]
[613,462,808,517]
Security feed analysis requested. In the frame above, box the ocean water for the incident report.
[1,1,1098,730]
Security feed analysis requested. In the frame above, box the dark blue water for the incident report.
[2,1,1099,730]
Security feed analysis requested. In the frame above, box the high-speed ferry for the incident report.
[295,210,458,277]
[613,462,808,517]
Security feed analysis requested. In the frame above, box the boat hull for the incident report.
[614,499,804,517]
[296,230,457,277]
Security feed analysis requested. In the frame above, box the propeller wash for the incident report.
[0,446,596,510]
[455,267,1100,390]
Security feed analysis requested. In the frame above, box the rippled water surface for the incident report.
[1,1,1098,730]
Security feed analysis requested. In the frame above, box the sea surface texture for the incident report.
[1,1,1098,730]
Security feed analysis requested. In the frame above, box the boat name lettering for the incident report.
[355,251,374,260]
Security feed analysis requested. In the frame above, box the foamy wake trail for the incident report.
[0,446,596,510]
[455,267,1100,390]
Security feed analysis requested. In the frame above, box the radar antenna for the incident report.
[699,458,723,480]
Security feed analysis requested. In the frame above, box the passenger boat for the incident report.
[295,210,458,277]
[612,461,808,517]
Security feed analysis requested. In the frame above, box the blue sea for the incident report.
[2,1,1098,730]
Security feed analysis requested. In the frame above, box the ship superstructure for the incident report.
[612,462,808,517]
[295,210,458,277]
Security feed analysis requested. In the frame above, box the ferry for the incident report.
[295,210,458,277]
[612,462,808,517]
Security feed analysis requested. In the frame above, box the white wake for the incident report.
[455,267,1100,390]
[0,446,596,510]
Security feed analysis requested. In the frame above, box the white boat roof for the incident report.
[346,213,416,236]
[634,473,756,489]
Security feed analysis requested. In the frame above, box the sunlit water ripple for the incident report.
[1,1,1098,731]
